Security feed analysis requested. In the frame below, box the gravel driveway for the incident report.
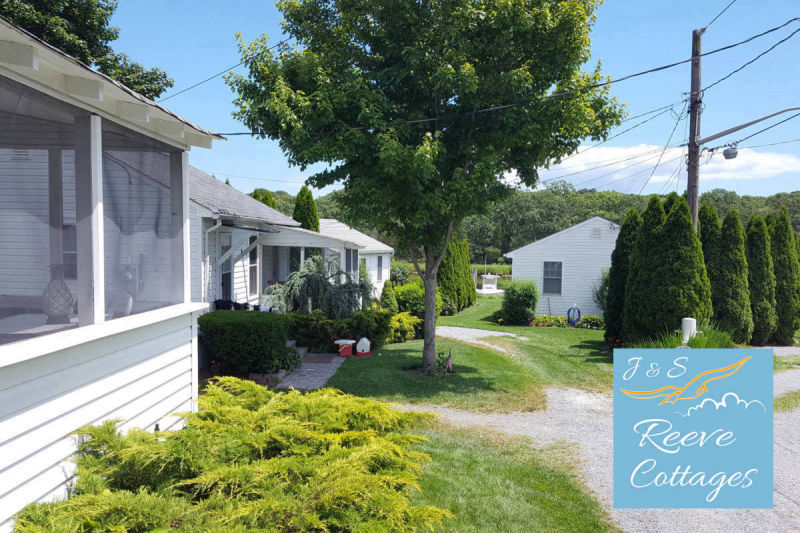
[436,325,525,353]
[404,378,800,532]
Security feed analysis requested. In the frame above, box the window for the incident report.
[249,236,258,296]
[591,227,601,239]
[220,234,232,300]
[62,224,77,280]
[543,261,562,294]
[377,255,383,281]
[351,249,359,278]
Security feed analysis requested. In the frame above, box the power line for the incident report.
[705,0,739,30]
[216,18,800,135]
[638,105,688,194]
[563,151,673,188]
[743,138,800,149]
[202,171,308,185]
[704,26,800,92]
[737,111,800,144]
[158,38,290,103]
[595,154,685,191]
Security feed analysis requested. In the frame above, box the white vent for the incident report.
[10,149,30,161]
[591,227,601,238]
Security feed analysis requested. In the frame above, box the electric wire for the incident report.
[705,0,739,30]
[638,105,689,194]
[595,154,685,191]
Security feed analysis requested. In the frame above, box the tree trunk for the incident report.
[422,262,439,373]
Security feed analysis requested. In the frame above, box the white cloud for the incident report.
[530,144,800,193]
[676,392,767,419]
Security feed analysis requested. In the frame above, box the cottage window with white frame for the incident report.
[249,236,258,296]
[220,234,232,300]
[377,255,383,281]
[543,261,562,294]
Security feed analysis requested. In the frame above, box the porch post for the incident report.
[300,246,305,264]
[339,247,347,283]
[48,149,63,267]
[75,115,104,326]
[170,151,190,303]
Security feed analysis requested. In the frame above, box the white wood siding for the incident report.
[0,311,199,529]
[362,253,390,297]
[510,218,619,316]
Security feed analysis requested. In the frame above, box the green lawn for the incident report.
[775,390,800,412]
[329,296,612,411]
[775,355,800,373]
[414,425,619,533]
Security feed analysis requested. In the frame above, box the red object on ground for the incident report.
[339,344,353,357]
[356,349,370,357]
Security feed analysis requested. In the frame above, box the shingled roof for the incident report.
[319,219,393,254]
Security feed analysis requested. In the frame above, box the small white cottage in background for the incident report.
[0,17,220,528]
[319,219,394,297]
[505,216,620,317]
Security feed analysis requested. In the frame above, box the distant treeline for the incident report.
[253,182,800,261]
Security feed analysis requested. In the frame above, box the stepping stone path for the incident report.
[276,353,346,390]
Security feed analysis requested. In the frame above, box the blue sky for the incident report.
[112,0,800,197]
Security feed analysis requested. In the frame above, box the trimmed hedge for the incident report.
[288,309,392,352]
[770,207,800,345]
[438,238,476,313]
[604,208,641,341]
[198,311,300,374]
[716,210,753,344]
[395,281,442,320]
[698,202,722,319]
[389,312,422,343]
[746,216,777,345]
[502,281,540,325]
[380,283,399,314]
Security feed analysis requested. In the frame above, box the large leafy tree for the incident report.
[293,186,320,232]
[0,0,172,98]
[769,207,800,345]
[228,0,623,370]
[746,216,776,345]
[716,210,752,344]
[604,207,641,343]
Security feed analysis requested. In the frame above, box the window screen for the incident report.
[377,256,383,281]
[543,261,562,294]
[249,236,258,296]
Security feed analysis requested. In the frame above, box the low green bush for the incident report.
[14,378,452,531]
[390,264,410,287]
[531,315,569,327]
[288,309,392,352]
[577,314,605,330]
[502,281,540,325]
[198,311,300,374]
[629,325,736,349]
[395,281,442,320]
[389,312,422,343]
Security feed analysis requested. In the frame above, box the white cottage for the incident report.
[505,216,620,317]
[319,219,393,297]
[0,19,220,528]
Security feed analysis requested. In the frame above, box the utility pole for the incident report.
[686,28,705,231]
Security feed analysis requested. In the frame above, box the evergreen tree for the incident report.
[380,283,399,314]
[769,207,800,344]
[698,203,722,319]
[652,197,713,332]
[293,186,320,232]
[250,188,277,209]
[225,177,232,186]
[746,216,777,345]
[623,197,666,341]
[604,208,641,342]
[438,238,475,311]
[716,210,753,343]
[662,192,680,214]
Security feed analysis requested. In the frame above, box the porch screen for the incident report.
[102,127,180,319]
[0,76,85,345]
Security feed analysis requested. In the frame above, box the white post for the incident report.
[681,317,697,345]
[75,115,104,326]
[48,149,63,267]
[300,246,305,264]
[339,247,347,283]
[170,151,190,304]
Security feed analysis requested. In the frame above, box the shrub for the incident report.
[390,264,409,287]
[531,315,569,327]
[14,378,452,531]
[389,312,422,343]
[438,238,476,312]
[592,269,610,315]
[345,309,392,348]
[715,210,753,344]
[770,207,800,345]
[699,202,722,318]
[395,281,442,320]
[292,185,319,231]
[623,196,666,341]
[380,283,399,314]
[502,281,540,325]
[605,208,641,340]
[440,295,458,316]
[577,314,605,330]
[198,311,299,374]
[288,310,340,352]
[746,216,777,345]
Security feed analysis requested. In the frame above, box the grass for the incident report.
[775,355,800,373]
[775,390,800,412]
[413,424,620,533]
[330,295,612,411]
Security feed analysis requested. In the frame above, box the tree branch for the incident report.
[410,247,426,281]
[431,220,455,272]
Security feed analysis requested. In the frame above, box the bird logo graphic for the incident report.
[620,356,751,405]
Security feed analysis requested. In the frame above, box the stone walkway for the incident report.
[769,346,800,357]
[275,353,345,390]
[436,325,525,353]
[775,367,800,397]
[404,374,800,532]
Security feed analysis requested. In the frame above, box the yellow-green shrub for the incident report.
[389,312,422,343]
[14,378,452,532]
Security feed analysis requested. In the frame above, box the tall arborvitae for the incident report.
[250,188,277,208]
[623,197,666,341]
[662,191,680,214]
[293,186,320,232]
[438,238,476,311]
[605,208,642,342]
[653,197,713,331]
[746,216,777,345]
[698,203,722,319]
[769,207,800,344]
[716,210,753,343]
